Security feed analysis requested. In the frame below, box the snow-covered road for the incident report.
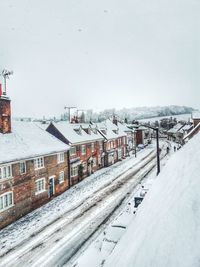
[0,143,168,267]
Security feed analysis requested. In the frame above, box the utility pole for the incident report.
[64,106,76,123]
[134,130,137,158]
[141,124,160,175]
[155,128,160,175]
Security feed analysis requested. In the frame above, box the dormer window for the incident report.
[74,126,82,135]
[101,130,106,135]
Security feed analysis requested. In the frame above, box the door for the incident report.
[48,177,55,197]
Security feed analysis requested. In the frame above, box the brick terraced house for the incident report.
[0,94,69,229]
[96,119,127,166]
[46,122,104,185]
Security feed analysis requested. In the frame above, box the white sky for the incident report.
[0,0,199,118]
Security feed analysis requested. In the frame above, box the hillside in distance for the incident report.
[92,105,195,122]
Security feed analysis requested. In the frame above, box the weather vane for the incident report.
[1,69,13,95]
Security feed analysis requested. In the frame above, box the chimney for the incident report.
[0,83,11,134]
[113,115,118,126]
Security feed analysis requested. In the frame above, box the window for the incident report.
[91,143,95,152]
[123,137,126,144]
[0,165,12,180]
[70,146,76,156]
[35,178,46,194]
[59,171,65,183]
[20,161,26,174]
[57,153,65,163]
[99,141,103,151]
[70,165,78,177]
[81,145,86,155]
[0,192,13,212]
[34,157,44,170]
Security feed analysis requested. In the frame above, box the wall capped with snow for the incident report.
[105,133,200,267]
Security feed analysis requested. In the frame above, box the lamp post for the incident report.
[141,125,160,175]
[134,130,137,158]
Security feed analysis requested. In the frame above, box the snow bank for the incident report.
[105,133,200,267]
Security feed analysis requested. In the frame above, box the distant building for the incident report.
[192,111,200,127]
[183,112,200,142]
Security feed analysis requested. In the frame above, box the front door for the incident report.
[48,177,55,197]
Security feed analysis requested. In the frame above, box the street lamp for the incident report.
[134,130,137,158]
[141,124,160,175]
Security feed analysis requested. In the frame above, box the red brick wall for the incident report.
[0,152,69,229]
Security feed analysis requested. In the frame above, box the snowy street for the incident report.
[0,142,169,267]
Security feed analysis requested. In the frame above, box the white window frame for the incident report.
[99,141,103,151]
[0,164,12,180]
[59,171,65,184]
[91,143,95,153]
[0,191,14,212]
[35,178,46,195]
[57,152,65,164]
[81,145,86,155]
[70,165,78,177]
[34,157,44,170]
[70,146,76,156]
[19,161,26,175]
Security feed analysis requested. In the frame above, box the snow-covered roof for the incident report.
[192,111,200,119]
[51,122,104,144]
[0,121,69,164]
[96,120,127,140]
[105,132,200,267]
[178,124,193,133]
[117,122,134,133]
[167,123,183,134]
[183,122,200,140]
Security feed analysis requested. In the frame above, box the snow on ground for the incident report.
[104,133,200,267]
[0,146,155,257]
[69,146,173,267]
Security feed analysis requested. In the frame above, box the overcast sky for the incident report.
[0,0,199,118]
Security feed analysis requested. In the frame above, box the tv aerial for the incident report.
[1,69,13,95]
